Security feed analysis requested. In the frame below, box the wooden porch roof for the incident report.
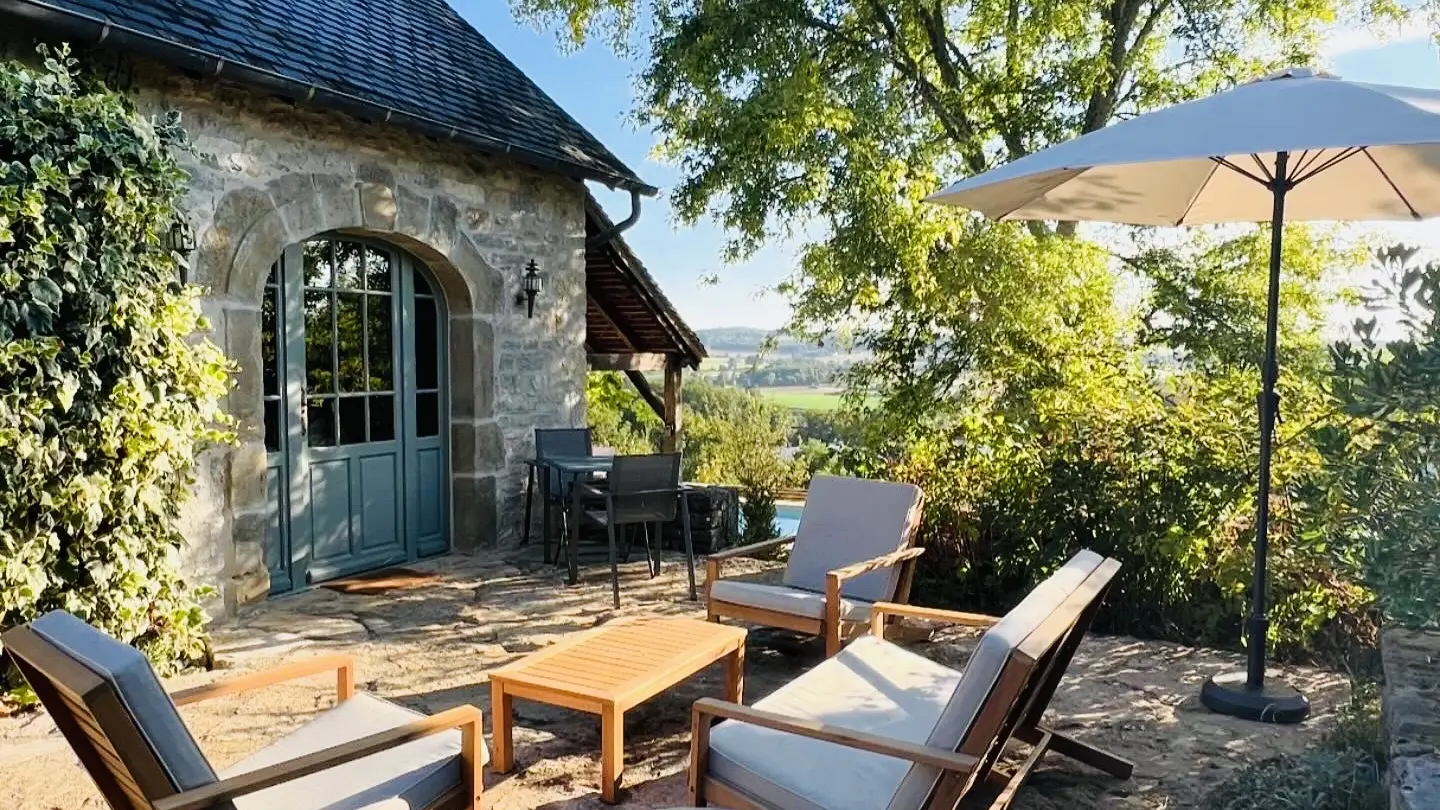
[586,195,707,370]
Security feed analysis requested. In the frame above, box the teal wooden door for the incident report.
[262,236,448,593]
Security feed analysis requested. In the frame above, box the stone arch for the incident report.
[199,171,507,608]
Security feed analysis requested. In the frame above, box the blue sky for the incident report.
[455,3,1440,330]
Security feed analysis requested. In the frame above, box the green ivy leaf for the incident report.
[28,276,61,306]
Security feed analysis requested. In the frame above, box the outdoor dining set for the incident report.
[522,427,699,608]
[4,470,1133,810]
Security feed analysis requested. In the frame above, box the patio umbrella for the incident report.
[927,67,1440,724]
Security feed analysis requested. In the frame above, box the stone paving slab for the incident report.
[0,548,1350,810]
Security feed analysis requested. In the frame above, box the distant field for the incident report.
[760,387,845,411]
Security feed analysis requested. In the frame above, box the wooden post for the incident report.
[663,356,683,453]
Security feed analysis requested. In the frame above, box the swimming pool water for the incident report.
[774,503,803,537]
[737,502,804,538]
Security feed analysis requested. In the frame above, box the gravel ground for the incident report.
[0,549,1350,809]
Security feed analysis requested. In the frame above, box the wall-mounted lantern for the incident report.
[167,215,196,284]
[516,259,543,318]
[167,216,196,254]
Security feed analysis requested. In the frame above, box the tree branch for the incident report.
[856,0,989,174]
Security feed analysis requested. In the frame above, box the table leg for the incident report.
[568,485,581,585]
[522,467,535,549]
[490,680,514,773]
[542,469,553,565]
[600,705,624,804]
[724,643,745,703]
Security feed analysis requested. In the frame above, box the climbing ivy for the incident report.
[0,46,233,701]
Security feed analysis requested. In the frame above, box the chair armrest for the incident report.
[691,698,976,774]
[706,535,795,561]
[825,547,925,585]
[152,705,484,810]
[170,654,355,707]
[867,602,1001,637]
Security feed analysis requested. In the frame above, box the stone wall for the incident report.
[1381,627,1440,810]
[116,60,588,611]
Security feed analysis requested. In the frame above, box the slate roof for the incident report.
[7,0,653,193]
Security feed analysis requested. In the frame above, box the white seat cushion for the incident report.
[709,580,874,622]
[783,476,924,602]
[708,635,963,810]
[224,693,487,810]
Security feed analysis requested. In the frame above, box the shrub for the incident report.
[1202,684,1385,810]
[1295,247,1440,631]
[0,47,233,701]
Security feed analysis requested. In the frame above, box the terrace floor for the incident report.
[0,549,1351,810]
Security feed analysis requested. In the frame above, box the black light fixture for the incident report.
[167,215,196,254]
[516,259,543,318]
[167,215,196,285]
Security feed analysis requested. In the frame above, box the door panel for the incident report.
[416,446,446,556]
[262,235,449,592]
[359,453,401,551]
[308,457,354,565]
[264,464,288,592]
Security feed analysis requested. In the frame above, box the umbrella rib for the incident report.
[1290,149,1323,178]
[1248,153,1276,183]
[1174,160,1221,225]
[1360,147,1422,220]
[1291,147,1363,186]
[1212,157,1271,187]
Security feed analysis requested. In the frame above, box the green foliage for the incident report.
[1295,247,1440,630]
[684,382,802,532]
[585,372,661,454]
[739,488,779,544]
[0,47,233,699]
[586,376,802,541]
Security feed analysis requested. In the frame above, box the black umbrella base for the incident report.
[1201,670,1310,723]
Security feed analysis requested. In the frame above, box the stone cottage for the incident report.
[3,0,706,612]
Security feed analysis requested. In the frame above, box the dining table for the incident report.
[525,454,614,570]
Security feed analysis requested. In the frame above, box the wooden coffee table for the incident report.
[489,616,746,803]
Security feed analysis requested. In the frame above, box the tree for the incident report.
[585,372,662,453]
[519,0,1407,653]
[0,48,233,701]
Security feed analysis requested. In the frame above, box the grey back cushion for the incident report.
[31,611,218,792]
[885,550,1105,810]
[783,475,924,601]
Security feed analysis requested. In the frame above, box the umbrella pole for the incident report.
[1199,150,1310,724]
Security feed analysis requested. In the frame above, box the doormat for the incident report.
[321,567,441,595]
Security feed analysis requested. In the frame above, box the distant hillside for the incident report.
[697,327,863,359]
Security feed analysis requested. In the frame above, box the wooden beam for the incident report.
[588,352,669,372]
[587,294,637,351]
[663,356,683,453]
[625,370,666,421]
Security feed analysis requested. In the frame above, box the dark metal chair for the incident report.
[523,427,593,563]
[569,453,696,608]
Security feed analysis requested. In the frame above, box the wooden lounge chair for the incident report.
[1,611,486,810]
[688,549,1133,810]
[706,474,926,656]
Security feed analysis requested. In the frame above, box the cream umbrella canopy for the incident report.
[929,67,1440,724]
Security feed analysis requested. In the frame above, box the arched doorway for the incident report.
[261,234,449,593]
